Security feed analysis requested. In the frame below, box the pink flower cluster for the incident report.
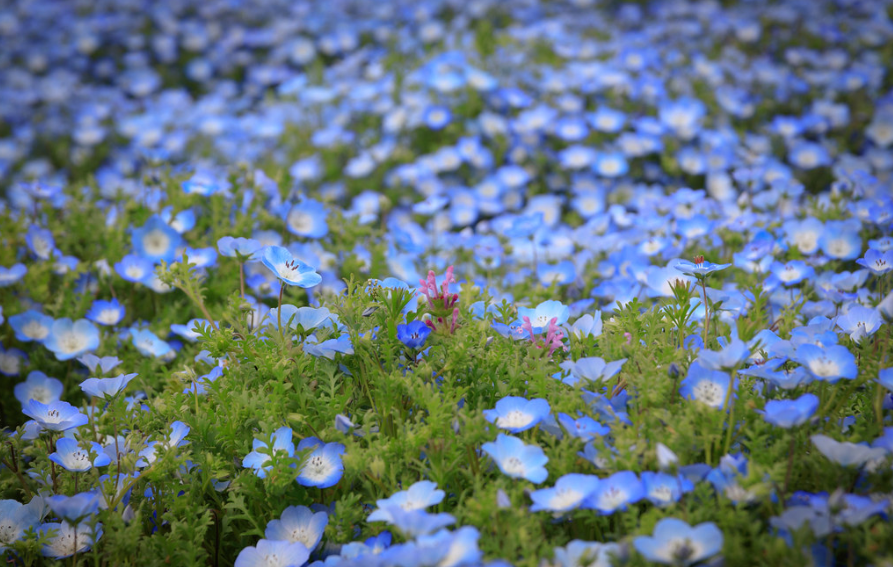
[419,266,460,334]
[521,316,566,357]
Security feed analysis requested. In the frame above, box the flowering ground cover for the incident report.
[2,0,893,565]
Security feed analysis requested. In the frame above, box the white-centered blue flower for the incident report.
[131,215,183,263]
[529,473,600,513]
[242,427,294,479]
[80,373,137,400]
[368,480,445,521]
[264,505,327,552]
[49,438,111,472]
[14,371,63,406]
[8,310,54,342]
[634,517,723,566]
[261,246,322,288]
[44,318,100,361]
[234,539,310,567]
[481,434,549,484]
[483,396,551,433]
[296,437,345,488]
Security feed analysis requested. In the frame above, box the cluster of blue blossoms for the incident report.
[2,0,893,565]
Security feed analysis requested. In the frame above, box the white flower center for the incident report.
[692,380,723,406]
[96,309,120,325]
[287,211,314,234]
[301,455,330,482]
[501,457,526,476]
[808,357,839,378]
[143,229,170,256]
[23,319,49,339]
[549,488,583,510]
[497,410,534,430]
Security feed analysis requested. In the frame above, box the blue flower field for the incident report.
[1,0,893,565]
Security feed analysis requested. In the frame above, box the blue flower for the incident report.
[136,422,190,467]
[836,305,883,344]
[396,320,432,349]
[0,264,27,287]
[674,257,732,278]
[303,334,354,359]
[264,505,328,552]
[131,215,183,263]
[296,437,345,488]
[758,393,819,428]
[517,300,570,332]
[483,396,551,433]
[14,370,63,406]
[818,220,862,261]
[8,309,54,342]
[80,373,138,400]
[242,427,295,479]
[369,507,456,538]
[642,472,694,507]
[130,328,172,358]
[481,434,549,483]
[26,225,57,260]
[553,540,625,567]
[557,413,610,440]
[39,521,102,559]
[810,435,887,467]
[529,473,600,513]
[0,498,42,552]
[268,305,334,332]
[794,344,858,383]
[85,298,125,326]
[217,236,264,261]
[49,438,111,472]
[368,481,445,521]
[878,367,893,392]
[678,362,737,410]
[46,492,100,524]
[23,400,88,432]
[0,346,27,376]
[422,105,452,130]
[558,357,627,387]
[585,471,644,514]
[856,249,893,275]
[234,539,310,567]
[634,517,723,566]
[77,354,122,374]
[697,338,749,371]
[44,318,100,361]
[284,200,329,238]
[114,254,155,283]
[261,246,322,288]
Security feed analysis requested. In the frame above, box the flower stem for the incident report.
[723,374,736,455]
[783,434,796,498]
[700,278,709,347]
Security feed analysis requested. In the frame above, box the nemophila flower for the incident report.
[49,438,111,472]
[23,400,88,432]
[855,249,893,275]
[837,305,883,344]
[264,505,327,552]
[77,354,121,375]
[795,344,857,383]
[80,373,137,400]
[46,493,100,525]
[130,328,171,358]
[810,435,887,467]
[634,518,723,566]
[758,393,819,428]
[505,212,544,238]
[675,256,731,278]
[0,498,42,552]
[557,413,610,440]
[530,474,600,513]
[569,312,603,339]
[368,481,445,521]
[558,146,596,169]
[296,437,345,488]
[483,396,551,433]
[396,320,432,349]
[242,427,295,479]
[659,97,705,140]
[136,421,190,467]
[698,338,749,371]
[285,200,329,238]
[768,260,815,287]
[234,539,310,567]
[269,305,333,332]
[303,334,354,359]
[517,300,570,332]
[131,215,183,263]
[879,368,893,392]
[183,246,217,269]
[552,540,625,567]
[819,220,863,261]
[679,362,736,410]
[217,236,263,261]
[481,434,549,483]
[537,261,576,286]
[26,225,56,260]
[183,366,223,395]
[85,298,125,326]
[423,105,452,130]
[8,309,54,342]
[788,141,831,169]
[0,346,27,376]
[558,357,628,387]
[114,254,154,283]
[44,318,100,361]
[39,521,101,559]
[261,246,322,288]
[642,472,694,507]
[585,471,644,514]
[14,371,63,406]
[0,264,27,287]
[371,507,456,538]
[170,319,210,343]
